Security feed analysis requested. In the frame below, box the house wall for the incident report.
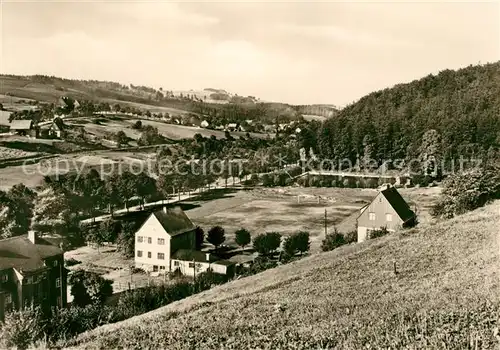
[134,215,172,271]
[171,259,211,277]
[357,192,404,242]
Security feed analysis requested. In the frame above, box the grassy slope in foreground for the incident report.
[70,202,500,349]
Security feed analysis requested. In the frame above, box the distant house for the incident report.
[215,125,225,130]
[226,123,239,132]
[0,232,67,320]
[200,120,209,128]
[171,250,235,277]
[9,120,38,137]
[356,185,416,243]
[38,118,65,139]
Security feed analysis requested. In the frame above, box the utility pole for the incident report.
[324,209,327,237]
[192,258,196,281]
[59,257,63,309]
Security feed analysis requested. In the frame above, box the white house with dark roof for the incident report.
[356,185,416,243]
[134,207,235,276]
[134,207,196,273]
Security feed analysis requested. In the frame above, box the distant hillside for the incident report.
[69,202,499,349]
[306,61,500,165]
[0,75,335,123]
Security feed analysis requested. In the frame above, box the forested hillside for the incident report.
[301,62,500,169]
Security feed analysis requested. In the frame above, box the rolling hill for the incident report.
[0,75,338,122]
[68,201,500,349]
[311,61,500,165]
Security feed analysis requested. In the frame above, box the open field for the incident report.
[184,186,440,252]
[68,198,500,349]
[69,115,271,141]
[0,150,155,190]
[0,146,40,160]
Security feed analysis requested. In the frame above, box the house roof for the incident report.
[228,254,255,264]
[152,207,195,236]
[171,249,219,263]
[0,235,62,272]
[9,120,33,130]
[227,123,238,128]
[380,187,415,222]
[212,260,235,267]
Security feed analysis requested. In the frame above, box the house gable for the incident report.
[357,192,404,232]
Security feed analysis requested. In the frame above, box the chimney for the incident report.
[205,253,210,262]
[28,230,37,244]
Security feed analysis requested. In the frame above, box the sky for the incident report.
[1,1,499,105]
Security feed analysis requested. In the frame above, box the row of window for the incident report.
[137,251,165,260]
[137,236,166,245]
[368,213,393,222]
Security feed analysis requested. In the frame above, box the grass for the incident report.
[188,187,434,252]
[66,200,500,349]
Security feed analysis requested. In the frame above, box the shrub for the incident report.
[132,120,142,130]
[253,232,281,256]
[207,226,225,249]
[235,228,251,249]
[0,306,44,350]
[369,227,389,239]
[65,258,81,267]
[68,270,113,307]
[321,228,346,252]
[431,167,500,218]
[344,230,358,244]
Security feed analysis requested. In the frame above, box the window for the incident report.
[369,212,376,221]
[26,276,33,284]
[1,274,8,283]
[157,238,165,245]
[56,278,61,288]
[5,294,12,304]
[57,296,62,308]
[54,260,58,267]
[159,266,165,270]
[148,237,152,244]
[137,250,143,257]
[385,213,393,222]
[188,262,195,268]
[137,236,143,243]
[153,265,158,272]
[147,252,152,258]
[157,253,165,260]
[173,261,179,266]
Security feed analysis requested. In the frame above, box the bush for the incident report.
[0,306,44,350]
[253,232,281,256]
[431,167,500,218]
[65,258,81,267]
[369,227,389,239]
[132,120,142,129]
[344,230,358,244]
[321,228,346,251]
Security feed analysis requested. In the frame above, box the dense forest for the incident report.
[299,62,500,172]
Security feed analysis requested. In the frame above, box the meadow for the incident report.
[188,186,439,252]
[67,199,500,349]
